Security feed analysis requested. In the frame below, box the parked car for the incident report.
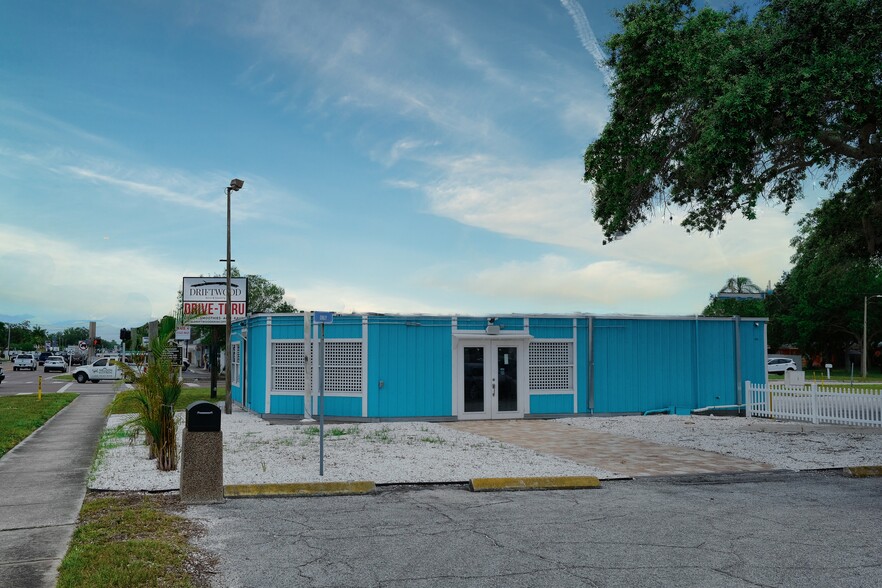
[71,357,144,384]
[38,351,53,365]
[14,353,37,371]
[767,357,798,373]
[43,356,68,373]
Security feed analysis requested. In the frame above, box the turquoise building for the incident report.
[229,313,767,419]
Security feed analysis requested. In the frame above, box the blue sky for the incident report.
[1,0,811,341]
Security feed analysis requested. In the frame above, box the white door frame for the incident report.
[453,335,529,420]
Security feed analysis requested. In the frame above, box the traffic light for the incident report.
[93,337,102,348]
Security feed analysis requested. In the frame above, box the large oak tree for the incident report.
[584,0,881,239]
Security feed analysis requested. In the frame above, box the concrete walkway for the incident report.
[444,419,778,477]
[0,392,113,588]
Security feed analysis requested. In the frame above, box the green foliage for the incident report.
[702,296,766,318]
[57,326,90,348]
[0,394,78,457]
[107,387,225,415]
[2,320,44,352]
[584,0,882,239]
[771,181,882,360]
[244,269,297,314]
[702,276,767,317]
[116,323,183,471]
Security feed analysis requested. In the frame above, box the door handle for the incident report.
[492,378,496,397]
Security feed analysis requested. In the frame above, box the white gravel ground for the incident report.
[558,414,882,471]
[90,408,882,492]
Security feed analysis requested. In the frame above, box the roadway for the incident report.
[0,363,97,397]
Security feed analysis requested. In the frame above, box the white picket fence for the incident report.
[745,381,882,427]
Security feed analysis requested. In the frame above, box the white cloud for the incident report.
[415,153,802,305]
[0,224,186,328]
[292,281,455,315]
[62,166,224,213]
[462,255,684,308]
[0,99,116,148]
[0,143,301,222]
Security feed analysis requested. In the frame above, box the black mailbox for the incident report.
[185,401,221,432]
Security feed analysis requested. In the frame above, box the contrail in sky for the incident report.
[560,0,615,87]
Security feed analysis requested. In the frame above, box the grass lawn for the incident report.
[59,386,229,587]
[57,493,215,588]
[769,369,882,384]
[0,393,78,458]
[106,387,227,415]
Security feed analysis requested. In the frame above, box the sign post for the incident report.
[313,311,334,476]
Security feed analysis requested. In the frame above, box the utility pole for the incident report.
[210,326,219,399]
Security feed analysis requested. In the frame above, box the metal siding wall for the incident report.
[530,394,574,414]
[593,319,627,412]
[249,319,268,414]
[594,319,697,412]
[271,315,304,339]
[270,395,304,415]
[696,321,736,408]
[740,320,766,389]
[322,315,367,339]
[633,320,692,411]
[529,317,574,339]
[366,317,452,417]
[323,396,362,417]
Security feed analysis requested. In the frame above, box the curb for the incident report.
[844,466,882,478]
[224,481,376,497]
[469,476,602,492]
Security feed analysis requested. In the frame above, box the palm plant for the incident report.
[721,276,763,294]
[117,326,183,471]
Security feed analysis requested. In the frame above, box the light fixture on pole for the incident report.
[224,178,244,414]
[862,294,881,378]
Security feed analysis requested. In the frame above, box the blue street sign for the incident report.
[314,311,334,324]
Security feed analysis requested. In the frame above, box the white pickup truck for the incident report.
[72,357,145,384]
[13,353,37,371]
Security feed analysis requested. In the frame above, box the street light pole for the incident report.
[224,178,244,414]
[863,294,882,378]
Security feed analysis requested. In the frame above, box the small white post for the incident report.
[745,381,752,418]
[811,382,819,424]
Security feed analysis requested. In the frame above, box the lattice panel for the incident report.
[231,343,241,386]
[529,342,573,391]
[272,342,305,391]
[323,341,363,393]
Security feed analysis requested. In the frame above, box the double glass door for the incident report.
[460,342,524,419]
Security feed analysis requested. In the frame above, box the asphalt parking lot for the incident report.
[186,470,882,588]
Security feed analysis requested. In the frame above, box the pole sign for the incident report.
[175,326,192,341]
[182,276,248,325]
[314,311,334,324]
[163,345,183,366]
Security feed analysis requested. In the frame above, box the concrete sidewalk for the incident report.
[0,392,113,588]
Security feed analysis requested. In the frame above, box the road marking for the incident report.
[58,383,73,393]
